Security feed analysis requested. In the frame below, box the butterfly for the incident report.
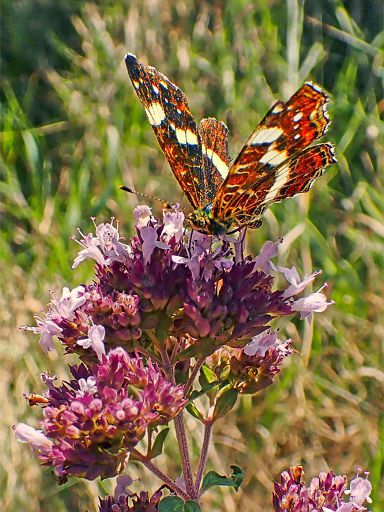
[125,53,336,235]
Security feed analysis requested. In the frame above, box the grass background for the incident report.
[1,0,383,510]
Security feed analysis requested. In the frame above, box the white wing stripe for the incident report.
[251,127,284,145]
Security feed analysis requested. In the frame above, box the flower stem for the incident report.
[161,346,196,499]
[195,420,213,493]
[184,357,205,397]
[174,412,197,499]
[131,448,190,501]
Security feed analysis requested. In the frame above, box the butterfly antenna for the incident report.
[120,186,172,209]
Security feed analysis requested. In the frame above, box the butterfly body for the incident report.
[125,54,336,235]
[188,205,230,236]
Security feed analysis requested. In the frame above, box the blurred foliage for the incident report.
[1,0,383,511]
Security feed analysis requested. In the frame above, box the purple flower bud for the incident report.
[17,349,186,481]
[99,488,162,512]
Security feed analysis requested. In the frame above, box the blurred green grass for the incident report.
[1,1,383,511]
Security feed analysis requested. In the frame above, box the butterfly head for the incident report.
[187,206,230,236]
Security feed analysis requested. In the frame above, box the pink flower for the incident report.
[95,222,130,263]
[173,231,233,281]
[24,317,63,352]
[18,349,187,482]
[21,286,86,351]
[244,330,279,357]
[14,423,53,453]
[255,240,281,274]
[172,254,201,280]
[99,488,162,511]
[292,285,334,323]
[73,221,130,268]
[277,266,321,299]
[273,466,372,512]
[346,476,372,506]
[77,325,106,361]
[133,205,152,227]
[76,376,98,396]
[72,232,107,268]
[140,225,169,265]
[113,474,134,500]
[162,206,185,242]
[52,286,87,319]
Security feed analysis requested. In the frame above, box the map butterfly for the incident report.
[125,53,336,235]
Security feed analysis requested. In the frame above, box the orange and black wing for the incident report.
[219,143,336,229]
[126,53,205,208]
[212,82,335,226]
[198,117,230,204]
[126,54,231,209]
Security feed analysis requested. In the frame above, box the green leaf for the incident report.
[184,500,201,512]
[199,365,217,388]
[201,465,244,493]
[212,388,238,420]
[150,427,170,459]
[188,380,219,402]
[158,497,201,512]
[178,344,200,360]
[185,403,203,421]
[227,465,244,491]
[155,315,172,344]
[158,496,185,512]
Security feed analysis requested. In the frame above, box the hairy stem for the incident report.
[132,448,190,501]
[174,412,197,498]
[195,420,213,492]
[184,357,205,397]
[160,343,196,498]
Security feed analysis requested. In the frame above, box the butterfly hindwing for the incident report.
[198,117,230,204]
[215,143,336,228]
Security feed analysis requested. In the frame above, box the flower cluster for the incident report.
[273,466,372,511]
[206,331,294,394]
[15,348,186,481]
[99,489,162,512]
[22,207,332,364]
[97,474,163,511]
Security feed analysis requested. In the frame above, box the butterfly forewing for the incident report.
[125,53,203,209]
[213,82,331,218]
